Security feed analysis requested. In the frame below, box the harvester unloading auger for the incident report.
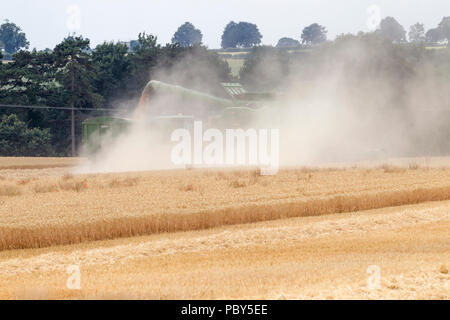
[82,80,273,154]
[137,80,236,111]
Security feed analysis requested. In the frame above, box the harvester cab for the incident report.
[221,82,273,107]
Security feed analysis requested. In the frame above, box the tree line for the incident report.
[1,16,449,55]
[0,16,450,157]
[0,28,230,156]
[168,17,450,49]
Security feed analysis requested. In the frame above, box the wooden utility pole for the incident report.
[71,68,76,157]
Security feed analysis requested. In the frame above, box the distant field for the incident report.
[219,47,315,78]
[219,51,250,56]
[425,46,447,50]
[225,58,245,77]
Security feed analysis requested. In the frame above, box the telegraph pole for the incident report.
[71,67,76,157]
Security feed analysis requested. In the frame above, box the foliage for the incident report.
[0,20,29,54]
[221,21,262,48]
[425,28,445,43]
[408,23,425,43]
[0,49,69,154]
[172,22,203,47]
[0,49,58,106]
[92,42,131,104]
[438,17,450,42]
[53,36,103,155]
[0,114,52,156]
[301,23,327,45]
[0,23,232,156]
[379,17,407,43]
[2,18,450,157]
[53,36,103,109]
[276,37,301,48]
[124,33,162,98]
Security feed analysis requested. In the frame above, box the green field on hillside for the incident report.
[225,58,245,77]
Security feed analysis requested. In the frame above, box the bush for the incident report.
[0,114,53,156]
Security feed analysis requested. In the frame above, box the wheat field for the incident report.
[1,162,450,250]
[0,157,449,299]
[0,201,448,299]
[0,157,81,170]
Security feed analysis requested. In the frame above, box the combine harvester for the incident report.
[82,80,274,154]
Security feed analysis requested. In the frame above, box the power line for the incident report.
[0,104,116,112]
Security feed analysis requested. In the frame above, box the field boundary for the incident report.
[0,164,75,170]
[1,185,450,251]
[0,157,82,170]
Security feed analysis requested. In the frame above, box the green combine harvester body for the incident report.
[82,81,273,154]
[82,116,132,154]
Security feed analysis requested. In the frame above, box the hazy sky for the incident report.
[2,0,449,50]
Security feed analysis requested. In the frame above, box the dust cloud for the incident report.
[77,35,450,173]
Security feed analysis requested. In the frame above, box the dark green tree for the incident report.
[92,42,131,105]
[123,33,163,101]
[221,21,262,48]
[379,17,406,43]
[0,47,74,156]
[0,20,29,54]
[0,31,235,156]
[237,22,263,47]
[0,49,62,129]
[0,114,52,156]
[221,22,239,48]
[171,22,203,47]
[53,36,103,156]
[301,23,327,45]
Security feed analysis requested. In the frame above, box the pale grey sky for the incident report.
[2,0,449,50]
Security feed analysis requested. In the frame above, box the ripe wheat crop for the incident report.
[1,162,450,250]
[0,157,82,170]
